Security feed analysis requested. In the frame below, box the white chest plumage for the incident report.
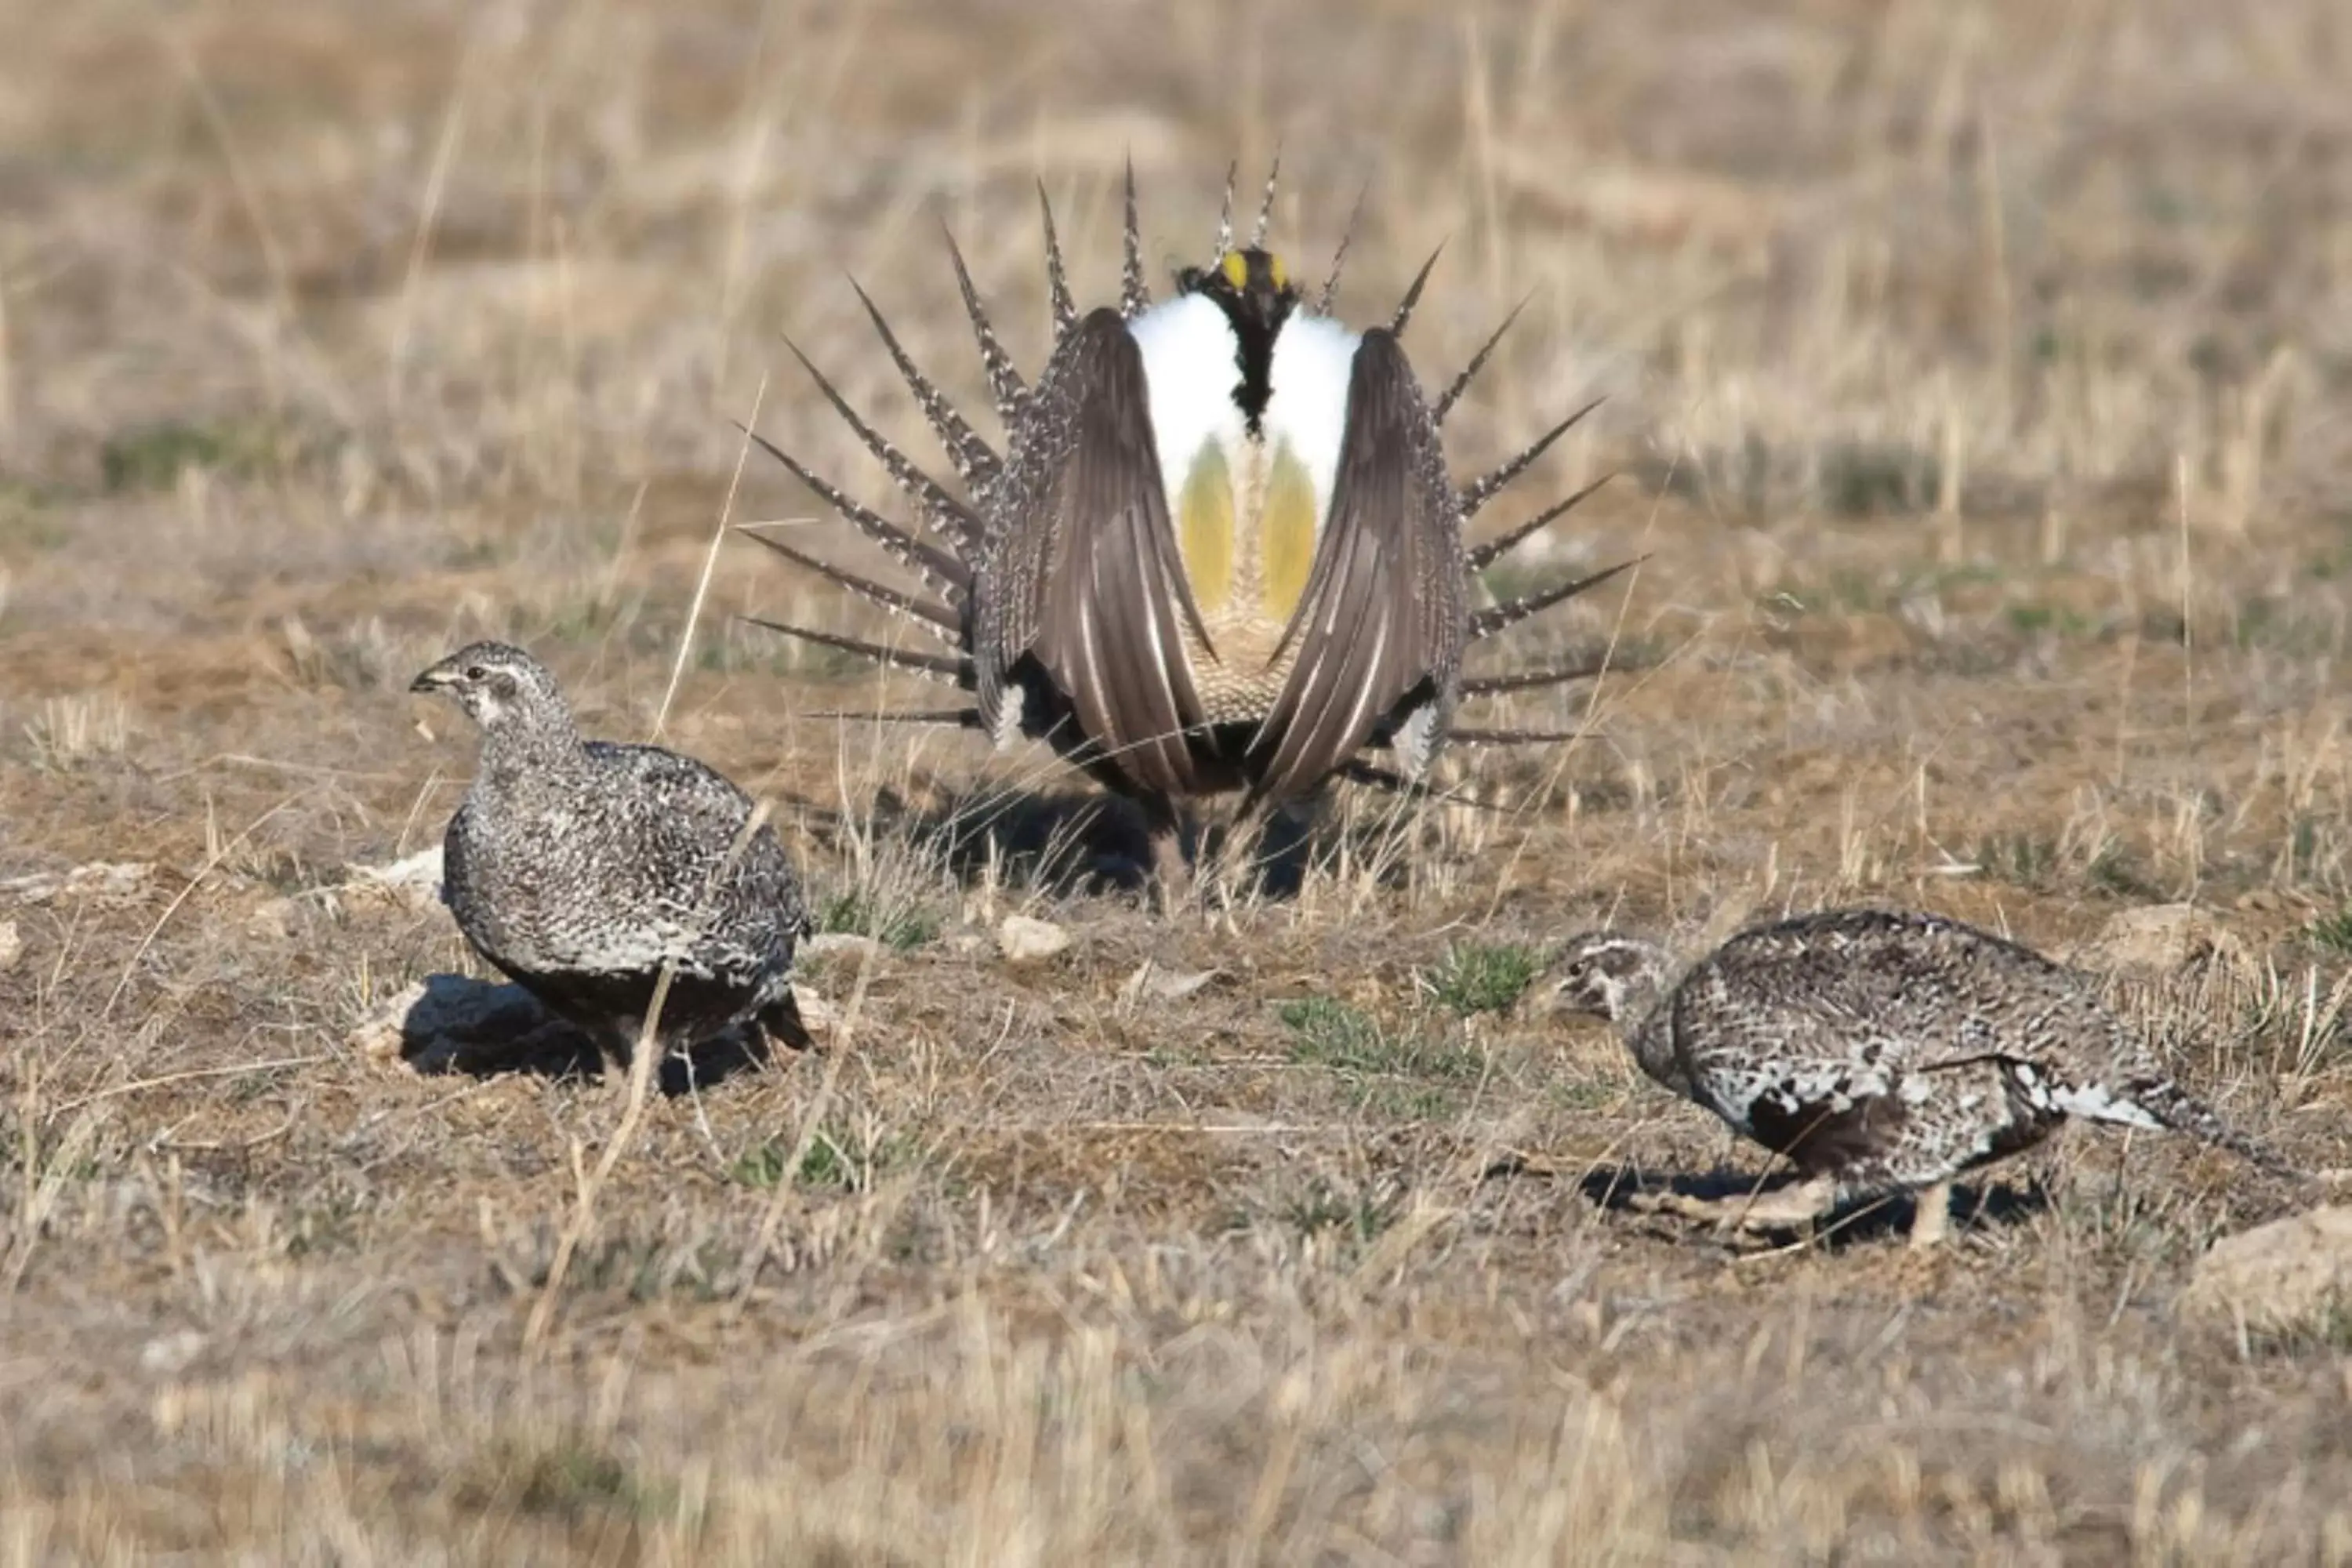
[1123,295,1363,638]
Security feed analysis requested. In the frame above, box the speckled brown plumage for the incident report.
[412,641,808,1076]
[1549,907,2299,1246]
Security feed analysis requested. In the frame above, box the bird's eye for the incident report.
[464,665,488,681]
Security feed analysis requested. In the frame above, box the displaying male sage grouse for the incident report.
[1548,907,2299,1247]
[411,641,809,1078]
[742,159,1632,896]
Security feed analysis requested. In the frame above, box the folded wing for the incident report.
[1251,328,1465,802]
[979,307,1211,797]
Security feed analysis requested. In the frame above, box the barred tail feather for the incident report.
[1446,724,1589,746]
[744,616,973,685]
[1388,242,1444,336]
[846,279,1001,492]
[1432,294,1532,426]
[941,224,1029,423]
[2117,1076,2306,1181]
[1038,182,1078,336]
[1460,397,1606,518]
[1469,557,1646,641]
[1250,146,1282,249]
[1120,158,1150,318]
[1316,181,1370,317]
[738,429,973,597]
[1459,657,1617,699]
[740,529,961,639]
[1466,473,1617,574]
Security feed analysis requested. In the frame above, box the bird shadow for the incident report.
[797,775,1321,903]
[387,972,777,1096]
[1484,1156,2053,1250]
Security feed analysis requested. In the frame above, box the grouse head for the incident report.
[1175,245,1301,344]
[409,641,568,733]
[1547,932,1672,1024]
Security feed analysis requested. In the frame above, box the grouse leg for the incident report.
[1907,1180,1952,1249]
[1144,796,1191,914]
[757,989,816,1053]
[1632,1174,1837,1236]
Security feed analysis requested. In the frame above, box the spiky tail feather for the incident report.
[1444,724,1590,746]
[1458,656,1621,699]
[1460,397,1606,518]
[1466,474,1616,575]
[805,707,982,728]
[1316,180,1370,316]
[744,616,972,684]
[1120,158,1150,318]
[771,342,982,561]
[739,528,961,638]
[1389,243,1444,336]
[735,445,971,601]
[1037,182,1078,334]
[1432,294,1531,426]
[1469,557,1646,641]
[1336,759,1517,814]
[941,224,1027,423]
[2120,1076,2306,1181]
[845,278,1000,493]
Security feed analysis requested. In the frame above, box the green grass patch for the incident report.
[2244,1304,2352,1359]
[99,417,298,492]
[2303,906,2352,956]
[1283,1180,1398,1243]
[2085,843,2162,899]
[459,1439,675,1526]
[817,890,939,952]
[731,1127,913,1193]
[1424,941,1541,1016]
[2005,601,2095,637]
[1976,833,2060,890]
[1279,996,1480,1083]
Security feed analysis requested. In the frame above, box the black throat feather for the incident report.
[1177,249,1298,438]
[1223,301,1281,435]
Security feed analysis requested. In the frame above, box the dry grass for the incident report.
[6,0,2352,1559]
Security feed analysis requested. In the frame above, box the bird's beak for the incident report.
[408,663,456,694]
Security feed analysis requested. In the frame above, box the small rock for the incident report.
[245,898,298,941]
[997,913,1072,964]
[140,1330,208,1377]
[2179,1204,2352,1335]
[2,862,159,907]
[0,920,20,971]
[1119,960,1221,1006]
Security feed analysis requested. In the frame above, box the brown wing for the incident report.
[979,307,1209,797]
[1251,328,1465,803]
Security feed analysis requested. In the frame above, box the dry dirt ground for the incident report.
[6,0,2352,1560]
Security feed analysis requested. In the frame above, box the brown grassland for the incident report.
[6,0,2352,1559]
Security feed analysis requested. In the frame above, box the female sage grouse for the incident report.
[1548,907,2299,1246]
[411,641,809,1077]
[742,159,1631,895]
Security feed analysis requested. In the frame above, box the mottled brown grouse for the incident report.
[1549,907,2299,1246]
[412,641,808,1077]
